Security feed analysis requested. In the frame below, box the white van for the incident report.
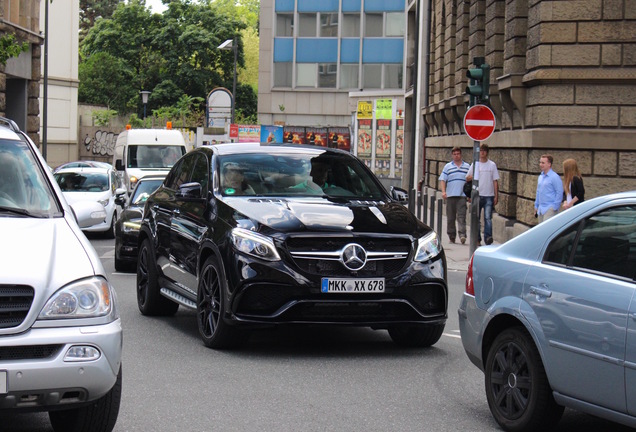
[113,128,187,193]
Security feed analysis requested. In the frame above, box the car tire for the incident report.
[136,238,179,316]
[114,254,132,273]
[388,323,444,347]
[485,327,563,432]
[197,256,246,349]
[49,365,122,432]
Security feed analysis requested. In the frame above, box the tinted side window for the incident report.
[544,223,580,266]
[571,206,636,279]
[164,159,183,190]
[191,154,209,196]
[165,155,197,190]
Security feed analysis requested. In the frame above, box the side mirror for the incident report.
[115,159,124,171]
[70,201,107,228]
[390,186,408,202]
[176,182,203,201]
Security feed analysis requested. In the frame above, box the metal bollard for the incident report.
[422,190,428,223]
[429,196,435,228]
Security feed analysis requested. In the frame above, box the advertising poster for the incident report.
[328,127,351,151]
[357,119,372,158]
[260,125,283,144]
[238,125,261,143]
[306,127,328,147]
[395,118,404,178]
[356,101,373,167]
[283,126,306,144]
[375,99,392,177]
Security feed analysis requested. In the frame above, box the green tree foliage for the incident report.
[79,0,121,42]
[79,0,258,125]
[79,51,137,113]
[0,34,29,65]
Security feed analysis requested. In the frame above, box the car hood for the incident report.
[223,197,431,237]
[0,218,96,319]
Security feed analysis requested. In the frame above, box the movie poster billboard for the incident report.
[306,127,328,147]
[283,126,306,144]
[375,99,392,177]
[328,127,351,151]
[260,125,283,144]
[395,117,404,178]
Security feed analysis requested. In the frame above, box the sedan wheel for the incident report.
[105,211,116,239]
[388,323,444,347]
[485,327,563,432]
[197,257,245,349]
[136,238,178,316]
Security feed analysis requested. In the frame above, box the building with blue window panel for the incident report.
[259,0,407,170]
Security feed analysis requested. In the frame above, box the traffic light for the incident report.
[466,60,490,106]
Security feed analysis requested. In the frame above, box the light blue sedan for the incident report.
[459,191,636,431]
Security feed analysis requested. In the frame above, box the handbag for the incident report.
[463,181,472,197]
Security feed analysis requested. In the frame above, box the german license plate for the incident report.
[321,278,385,293]
[0,370,6,394]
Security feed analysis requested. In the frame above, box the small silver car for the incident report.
[459,190,636,431]
[0,118,122,431]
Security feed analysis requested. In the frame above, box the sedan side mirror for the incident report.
[176,182,203,201]
[391,186,408,202]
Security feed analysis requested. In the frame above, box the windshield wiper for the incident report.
[0,206,35,217]
[320,194,351,204]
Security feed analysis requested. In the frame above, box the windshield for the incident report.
[217,151,386,200]
[0,138,60,217]
[127,145,184,169]
[55,172,110,192]
[131,179,163,205]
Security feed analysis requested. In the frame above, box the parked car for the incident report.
[136,143,447,349]
[458,191,636,431]
[54,166,126,238]
[54,160,112,173]
[0,117,122,431]
[114,175,165,271]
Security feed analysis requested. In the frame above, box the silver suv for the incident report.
[0,118,122,431]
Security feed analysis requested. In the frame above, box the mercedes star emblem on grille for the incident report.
[341,243,367,271]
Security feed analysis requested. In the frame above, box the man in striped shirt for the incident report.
[439,147,470,244]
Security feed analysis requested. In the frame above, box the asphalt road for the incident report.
[2,237,633,431]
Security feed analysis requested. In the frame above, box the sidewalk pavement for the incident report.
[435,208,499,273]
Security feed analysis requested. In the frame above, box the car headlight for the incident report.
[123,219,142,232]
[39,277,115,319]
[231,227,281,261]
[414,231,442,262]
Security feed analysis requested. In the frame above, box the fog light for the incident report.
[64,345,101,362]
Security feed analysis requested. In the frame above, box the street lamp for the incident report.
[217,37,237,125]
[140,90,151,120]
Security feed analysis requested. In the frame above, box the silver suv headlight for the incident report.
[414,231,442,262]
[231,228,281,261]
[39,277,116,319]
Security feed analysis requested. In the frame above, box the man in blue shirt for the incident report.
[534,154,563,223]
[439,147,470,244]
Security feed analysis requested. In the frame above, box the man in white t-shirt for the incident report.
[466,143,499,245]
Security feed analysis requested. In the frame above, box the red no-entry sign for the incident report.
[463,104,495,141]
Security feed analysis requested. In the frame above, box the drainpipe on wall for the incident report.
[407,0,420,213]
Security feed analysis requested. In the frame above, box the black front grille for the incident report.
[0,285,34,329]
[286,236,411,277]
[0,345,63,361]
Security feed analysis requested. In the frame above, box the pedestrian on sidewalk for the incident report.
[534,154,563,223]
[562,158,584,210]
[466,144,499,245]
[439,146,470,244]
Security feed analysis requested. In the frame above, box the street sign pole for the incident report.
[469,140,480,257]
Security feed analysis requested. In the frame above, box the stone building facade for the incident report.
[421,0,636,240]
[0,0,42,145]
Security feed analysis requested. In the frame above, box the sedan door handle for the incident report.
[529,285,552,298]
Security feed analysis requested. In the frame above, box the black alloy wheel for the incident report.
[136,238,178,316]
[485,327,563,432]
[388,323,445,347]
[105,211,117,239]
[197,257,245,349]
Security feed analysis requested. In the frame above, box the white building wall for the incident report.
[39,0,80,168]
